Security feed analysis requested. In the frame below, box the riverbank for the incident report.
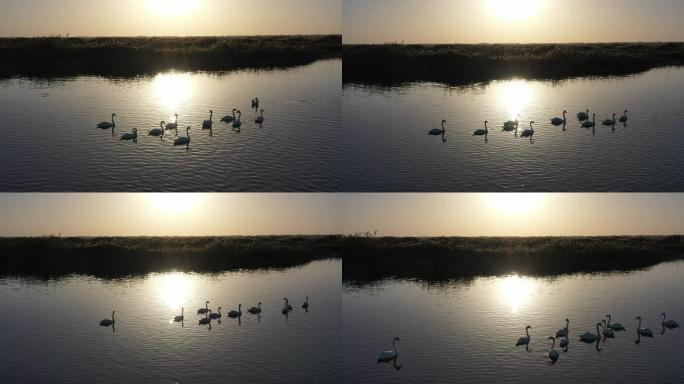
[343,43,684,86]
[0,35,341,77]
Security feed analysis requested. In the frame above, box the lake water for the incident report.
[0,259,341,383]
[343,67,684,191]
[0,60,341,191]
[342,261,684,383]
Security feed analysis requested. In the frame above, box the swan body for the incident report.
[551,111,567,126]
[661,313,679,329]
[199,311,211,325]
[559,336,569,349]
[209,307,222,319]
[99,310,115,326]
[197,301,210,315]
[619,110,628,123]
[602,113,617,126]
[221,109,236,123]
[252,97,260,110]
[520,121,535,140]
[97,113,116,129]
[302,296,309,309]
[282,298,292,314]
[605,314,626,331]
[377,337,400,363]
[516,325,532,346]
[202,110,213,129]
[429,120,446,136]
[255,109,265,124]
[601,320,615,338]
[165,114,179,130]
[556,319,569,337]
[228,304,242,318]
[635,317,654,337]
[149,121,165,136]
[503,115,520,129]
[120,128,138,141]
[174,307,184,322]
[248,302,262,314]
[582,114,596,128]
[577,109,590,121]
[174,127,191,146]
[547,337,560,363]
[579,323,601,342]
[473,121,489,137]
[232,110,242,129]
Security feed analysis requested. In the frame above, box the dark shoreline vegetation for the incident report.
[342,236,684,285]
[0,35,341,77]
[343,43,684,86]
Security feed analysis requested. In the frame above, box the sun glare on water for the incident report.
[146,0,200,16]
[486,0,544,20]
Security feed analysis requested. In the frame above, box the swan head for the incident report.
[393,337,401,343]
[206,301,210,305]
[635,316,641,320]
[563,110,567,114]
[547,336,555,341]
[112,113,117,117]
[526,325,532,330]
[624,110,628,113]
[661,312,666,317]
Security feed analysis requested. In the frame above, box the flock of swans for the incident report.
[96,97,266,148]
[99,296,309,330]
[515,313,679,364]
[429,109,629,143]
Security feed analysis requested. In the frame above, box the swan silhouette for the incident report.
[520,121,535,142]
[429,120,446,136]
[377,337,400,363]
[165,114,179,130]
[209,307,222,319]
[282,298,292,315]
[203,110,213,129]
[228,304,242,318]
[577,109,590,121]
[551,111,567,126]
[582,114,596,128]
[149,121,165,137]
[547,336,559,363]
[302,296,309,309]
[252,97,260,110]
[97,113,116,129]
[120,128,138,141]
[503,114,520,130]
[197,301,210,315]
[556,319,569,337]
[232,110,242,129]
[221,109,237,123]
[602,113,617,126]
[579,323,601,342]
[255,109,265,124]
[601,320,615,338]
[174,127,191,146]
[473,121,489,139]
[100,310,115,327]
[247,302,262,314]
[619,110,629,123]
[516,325,532,346]
[199,311,211,325]
[174,307,184,322]
[635,316,654,337]
[605,314,626,331]
[661,313,679,329]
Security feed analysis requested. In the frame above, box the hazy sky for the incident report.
[0,0,341,37]
[343,0,684,44]
[0,194,682,237]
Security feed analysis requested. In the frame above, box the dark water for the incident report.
[342,261,684,383]
[0,259,341,383]
[343,67,684,191]
[0,60,341,191]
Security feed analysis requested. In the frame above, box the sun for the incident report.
[486,0,544,20]
[145,193,204,215]
[146,0,200,16]
[483,193,547,217]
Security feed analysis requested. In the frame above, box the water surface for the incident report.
[342,261,684,383]
[0,259,341,383]
[343,67,684,191]
[0,60,341,191]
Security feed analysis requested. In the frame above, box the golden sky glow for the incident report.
[0,194,682,237]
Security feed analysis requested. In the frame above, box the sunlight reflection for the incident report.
[156,273,194,311]
[144,193,204,215]
[152,72,193,116]
[496,275,536,313]
[495,80,536,121]
[484,193,548,217]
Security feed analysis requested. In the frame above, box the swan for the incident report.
[197,301,210,315]
[174,127,191,146]
[377,337,400,363]
[97,113,116,129]
[227,304,242,318]
[619,110,628,123]
[547,337,559,363]
[255,109,265,124]
[551,111,567,126]
[202,110,213,129]
[577,109,590,121]
[635,316,654,337]
[221,109,236,123]
[285,298,293,311]
[149,121,165,136]
[503,114,520,130]
[100,310,115,326]
[661,313,680,329]
[520,121,535,141]
[282,298,292,314]
[429,120,446,136]
[602,113,617,126]
[199,311,211,325]
[120,128,138,141]
[559,335,569,349]
[302,296,309,309]
[165,114,179,130]
[252,97,260,110]
[209,307,222,319]
[605,314,626,331]
[582,114,596,128]
[579,323,601,342]
[232,110,242,129]
[174,307,184,322]
[516,325,532,346]
[601,320,615,338]
[473,121,489,137]
[556,319,569,337]
[247,302,262,314]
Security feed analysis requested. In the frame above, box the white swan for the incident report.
[601,320,615,338]
[247,302,262,314]
[547,337,559,363]
[619,110,628,123]
[199,311,211,325]
[221,109,236,123]
[635,316,653,337]
[232,110,242,129]
[551,111,567,126]
[203,110,213,129]
[120,128,138,141]
[165,114,179,130]
[577,109,590,121]
[516,325,532,346]
[197,301,210,315]
[174,127,191,146]
[429,120,446,136]
[100,310,115,326]
[503,114,520,130]
[556,319,569,337]
[377,337,400,363]
[605,314,626,331]
[149,121,165,137]
[255,109,265,124]
[602,113,617,126]
[174,307,184,322]
[473,121,489,137]
[520,121,535,141]
[302,296,309,309]
[579,323,601,342]
[661,313,680,329]
[227,304,242,318]
[582,114,596,128]
[97,113,116,129]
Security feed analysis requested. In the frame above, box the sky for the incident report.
[0,193,682,237]
[343,0,684,44]
[0,0,341,37]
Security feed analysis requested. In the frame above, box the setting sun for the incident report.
[486,0,544,20]
[146,0,200,16]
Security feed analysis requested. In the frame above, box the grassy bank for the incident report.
[342,236,684,285]
[343,43,684,86]
[0,236,342,278]
[0,35,341,77]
